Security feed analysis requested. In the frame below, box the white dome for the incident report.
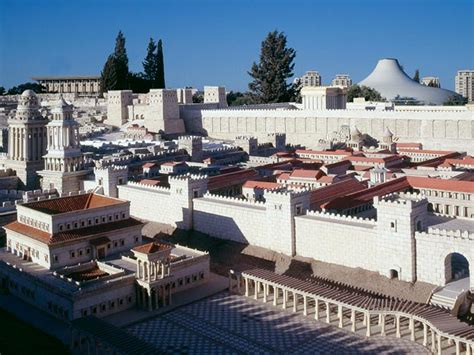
[21,89,37,97]
[358,58,458,105]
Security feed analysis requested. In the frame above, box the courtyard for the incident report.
[127,292,429,354]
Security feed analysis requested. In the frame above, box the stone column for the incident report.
[325,302,330,323]
[380,314,386,336]
[338,305,343,328]
[161,262,165,278]
[273,287,278,306]
[292,292,297,313]
[396,315,401,338]
[409,318,415,341]
[314,298,319,320]
[282,289,287,309]
[351,309,356,332]
[303,296,308,316]
[245,277,249,297]
[366,313,371,337]
[263,284,267,302]
[423,323,428,346]
[466,342,472,355]
[437,335,442,355]
[455,340,460,355]
[254,281,258,300]
[168,286,172,305]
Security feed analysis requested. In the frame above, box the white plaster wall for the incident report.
[295,214,378,270]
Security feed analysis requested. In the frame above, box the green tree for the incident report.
[443,95,468,106]
[142,38,157,82]
[346,85,384,102]
[100,55,118,94]
[248,30,296,103]
[7,82,44,95]
[413,69,420,82]
[114,30,129,90]
[192,92,204,103]
[427,80,438,87]
[155,39,165,88]
[226,91,259,106]
[0,86,5,95]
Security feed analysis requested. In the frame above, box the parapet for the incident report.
[178,135,202,141]
[125,181,171,193]
[202,192,266,207]
[416,227,473,241]
[305,209,377,226]
[374,192,427,208]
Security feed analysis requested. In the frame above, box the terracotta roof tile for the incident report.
[4,218,143,245]
[242,181,282,189]
[132,242,172,254]
[24,194,125,215]
[407,176,474,193]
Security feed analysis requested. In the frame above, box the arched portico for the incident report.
[444,252,470,285]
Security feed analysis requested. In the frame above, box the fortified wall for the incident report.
[186,106,474,154]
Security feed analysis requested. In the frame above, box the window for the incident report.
[95,217,99,224]
[92,306,97,314]
[66,224,71,230]
[108,215,113,221]
[107,243,111,249]
[59,225,63,231]
[74,222,78,228]
[114,241,118,247]
[88,219,92,225]
[79,249,83,256]
[102,217,106,223]
[101,304,106,312]
[390,221,397,232]
[120,239,124,246]
[70,251,75,258]
[53,255,59,263]
[81,221,85,227]
[86,248,91,254]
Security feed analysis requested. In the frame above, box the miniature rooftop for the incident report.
[23,193,126,215]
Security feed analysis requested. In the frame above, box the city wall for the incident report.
[184,107,474,153]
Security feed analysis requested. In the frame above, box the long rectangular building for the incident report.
[32,76,101,95]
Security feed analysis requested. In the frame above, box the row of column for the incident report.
[136,285,172,311]
[44,156,84,172]
[8,126,46,162]
[137,259,170,282]
[47,125,79,150]
[237,275,473,355]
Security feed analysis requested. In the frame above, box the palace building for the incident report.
[32,76,101,96]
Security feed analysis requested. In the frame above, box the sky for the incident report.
[0,0,473,91]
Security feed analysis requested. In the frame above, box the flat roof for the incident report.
[32,76,100,80]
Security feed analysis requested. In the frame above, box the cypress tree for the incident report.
[142,38,157,82]
[100,55,118,94]
[114,30,129,89]
[155,39,165,88]
[413,69,420,83]
[248,31,296,103]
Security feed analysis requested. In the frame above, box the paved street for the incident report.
[127,292,430,354]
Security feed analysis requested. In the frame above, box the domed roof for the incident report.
[351,126,362,141]
[21,89,37,97]
[358,58,458,105]
[383,127,393,137]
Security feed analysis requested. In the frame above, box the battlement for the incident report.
[374,192,427,208]
[169,173,208,182]
[235,135,257,141]
[416,227,474,241]
[178,135,202,141]
[305,209,377,225]
[267,133,286,137]
[94,165,128,172]
[126,181,171,193]
[201,192,266,207]
[265,187,310,198]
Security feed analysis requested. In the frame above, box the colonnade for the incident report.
[230,273,474,355]
[135,284,172,311]
[137,259,170,282]
[8,126,46,162]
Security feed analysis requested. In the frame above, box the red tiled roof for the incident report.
[444,156,474,167]
[323,159,352,168]
[399,148,456,155]
[4,218,143,245]
[322,177,410,210]
[208,169,259,191]
[132,242,172,254]
[407,176,474,193]
[310,179,367,210]
[142,162,157,168]
[295,149,352,156]
[396,142,422,149]
[412,152,463,167]
[242,181,282,190]
[161,161,186,167]
[290,169,323,180]
[347,155,402,164]
[24,194,125,215]
[139,179,161,186]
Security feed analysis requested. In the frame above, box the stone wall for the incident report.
[416,228,474,289]
[185,106,474,153]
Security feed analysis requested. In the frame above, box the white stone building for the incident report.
[38,96,88,194]
[299,71,322,87]
[0,192,210,320]
[331,74,352,88]
[421,76,440,88]
[455,70,474,102]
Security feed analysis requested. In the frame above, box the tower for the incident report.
[145,89,185,134]
[5,90,48,189]
[38,96,88,194]
[235,136,258,156]
[347,126,363,151]
[178,135,203,162]
[204,86,227,108]
[379,127,396,152]
[106,90,132,127]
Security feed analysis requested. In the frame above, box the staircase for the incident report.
[429,278,470,313]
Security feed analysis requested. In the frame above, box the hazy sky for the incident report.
[1,0,473,91]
